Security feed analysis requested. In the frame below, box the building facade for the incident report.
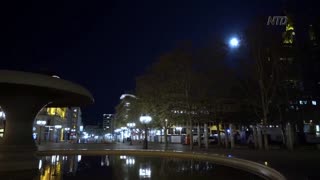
[103,114,114,133]
[33,107,83,144]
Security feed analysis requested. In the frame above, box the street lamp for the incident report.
[127,123,136,145]
[140,115,152,149]
[36,120,47,145]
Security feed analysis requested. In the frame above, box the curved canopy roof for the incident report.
[0,70,94,107]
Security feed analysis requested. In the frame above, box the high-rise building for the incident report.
[253,9,320,143]
[69,107,83,140]
[103,114,114,133]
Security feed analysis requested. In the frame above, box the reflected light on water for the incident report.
[34,155,265,180]
[126,157,135,165]
[139,168,151,178]
[51,155,56,164]
[38,160,42,170]
[105,155,110,166]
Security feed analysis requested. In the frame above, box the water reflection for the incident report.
[33,155,262,180]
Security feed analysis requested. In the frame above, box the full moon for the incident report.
[229,37,239,48]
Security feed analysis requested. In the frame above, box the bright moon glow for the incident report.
[229,37,239,47]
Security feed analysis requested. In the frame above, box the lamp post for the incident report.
[36,120,47,145]
[127,123,136,145]
[140,115,152,149]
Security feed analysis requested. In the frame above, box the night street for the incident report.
[1,0,320,179]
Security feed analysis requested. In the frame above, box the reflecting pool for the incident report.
[11,154,263,180]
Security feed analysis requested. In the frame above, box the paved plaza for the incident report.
[38,142,320,180]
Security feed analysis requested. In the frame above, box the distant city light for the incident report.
[229,37,240,48]
[36,120,47,126]
[120,155,127,159]
[54,125,62,129]
[52,75,60,78]
[139,168,151,177]
[176,127,182,131]
[0,111,5,119]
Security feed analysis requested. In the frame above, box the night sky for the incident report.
[0,0,291,124]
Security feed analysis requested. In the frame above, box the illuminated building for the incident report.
[255,6,320,143]
[68,107,83,141]
[278,10,320,142]
[103,114,114,133]
[33,107,83,143]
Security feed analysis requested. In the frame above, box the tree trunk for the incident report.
[278,105,286,148]
[189,120,193,150]
[253,126,258,149]
[160,128,163,144]
[224,124,229,148]
[217,122,222,147]
[263,133,269,150]
[280,124,286,147]
[257,126,263,149]
[164,127,168,148]
[286,123,293,151]
[229,124,234,149]
[263,116,269,150]
[204,123,208,149]
[197,123,201,148]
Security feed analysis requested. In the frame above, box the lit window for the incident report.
[312,101,317,106]
[283,19,295,44]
